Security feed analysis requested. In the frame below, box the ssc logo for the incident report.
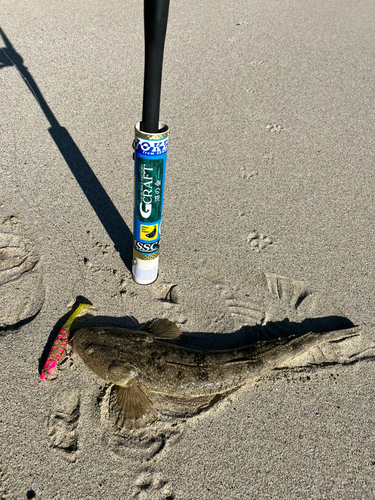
[133,239,160,254]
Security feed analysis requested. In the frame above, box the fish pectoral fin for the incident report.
[144,318,182,340]
[116,384,157,426]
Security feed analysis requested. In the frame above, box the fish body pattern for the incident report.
[71,319,361,426]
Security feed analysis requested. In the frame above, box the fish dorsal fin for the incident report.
[144,318,182,340]
[116,384,157,427]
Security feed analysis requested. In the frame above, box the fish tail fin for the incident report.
[268,326,362,370]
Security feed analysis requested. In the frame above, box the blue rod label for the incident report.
[133,127,168,257]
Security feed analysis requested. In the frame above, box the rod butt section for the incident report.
[132,254,159,285]
[132,121,168,285]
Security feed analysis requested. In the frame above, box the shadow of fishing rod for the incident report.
[0,27,133,271]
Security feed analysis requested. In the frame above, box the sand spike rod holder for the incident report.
[132,0,170,285]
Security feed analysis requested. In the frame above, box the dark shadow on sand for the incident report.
[69,311,355,350]
[0,27,133,271]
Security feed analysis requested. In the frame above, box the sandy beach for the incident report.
[1,0,375,498]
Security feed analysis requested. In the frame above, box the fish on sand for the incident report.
[71,319,362,427]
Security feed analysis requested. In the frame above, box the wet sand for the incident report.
[0,0,375,498]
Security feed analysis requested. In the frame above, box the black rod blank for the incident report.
[141,0,170,133]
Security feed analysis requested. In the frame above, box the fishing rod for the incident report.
[132,0,170,284]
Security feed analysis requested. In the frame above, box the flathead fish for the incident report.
[71,319,361,427]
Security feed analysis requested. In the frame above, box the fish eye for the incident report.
[86,346,95,355]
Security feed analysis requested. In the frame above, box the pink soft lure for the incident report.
[40,303,93,380]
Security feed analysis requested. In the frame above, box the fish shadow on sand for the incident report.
[70,312,355,350]
[180,315,355,349]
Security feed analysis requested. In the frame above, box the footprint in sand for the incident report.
[47,390,80,462]
[240,168,258,180]
[246,230,273,252]
[266,123,283,133]
[220,272,356,340]
[98,385,181,461]
[0,221,44,330]
[132,472,175,500]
